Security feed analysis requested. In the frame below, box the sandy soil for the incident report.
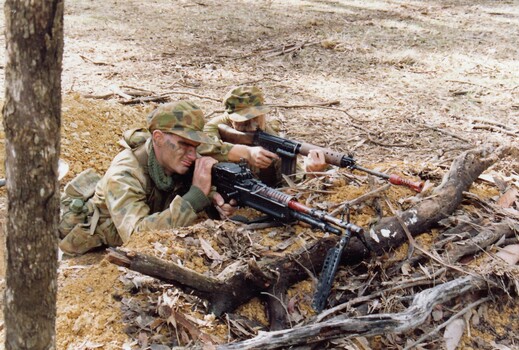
[0,0,518,349]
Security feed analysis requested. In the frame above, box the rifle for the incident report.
[218,124,424,192]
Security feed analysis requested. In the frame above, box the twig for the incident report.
[421,123,472,143]
[472,124,518,137]
[329,184,390,216]
[79,54,114,66]
[119,95,170,105]
[365,135,412,148]
[161,90,221,102]
[381,267,447,286]
[315,105,370,124]
[445,79,493,91]
[260,292,293,328]
[263,41,320,58]
[266,100,340,108]
[120,85,154,93]
[403,296,491,350]
[468,116,518,131]
[205,100,343,118]
[109,84,133,100]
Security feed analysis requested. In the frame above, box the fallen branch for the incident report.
[366,143,514,255]
[216,276,486,350]
[265,100,340,108]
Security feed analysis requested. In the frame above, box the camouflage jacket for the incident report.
[91,130,210,244]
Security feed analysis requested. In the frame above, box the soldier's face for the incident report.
[154,132,199,175]
[232,115,266,132]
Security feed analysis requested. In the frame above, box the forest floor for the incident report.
[0,0,518,349]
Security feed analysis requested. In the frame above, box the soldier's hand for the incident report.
[304,149,327,173]
[248,146,279,168]
[211,193,238,218]
[192,156,218,195]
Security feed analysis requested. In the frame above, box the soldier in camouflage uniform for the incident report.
[59,101,236,256]
[198,86,327,186]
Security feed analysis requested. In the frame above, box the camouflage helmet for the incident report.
[147,101,217,145]
[223,86,271,122]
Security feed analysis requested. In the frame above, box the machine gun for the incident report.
[212,162,363,238]
[218,124,424,192]
[212,162,366,311]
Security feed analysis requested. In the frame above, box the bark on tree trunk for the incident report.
[3,1,64,349]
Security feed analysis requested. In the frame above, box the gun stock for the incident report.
[217,124,424,192]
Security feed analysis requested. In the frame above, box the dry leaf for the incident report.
[401,262,412,276]
[495,244,519,265]
[496,187,518,208]
[432,309,443,321]
[200,237,223,262]
[443,318,466,350]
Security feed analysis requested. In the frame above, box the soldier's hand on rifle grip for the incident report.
[192,156,218,195]
[247,146,279,169]
[211,193,238,218]
[304,149,328,174]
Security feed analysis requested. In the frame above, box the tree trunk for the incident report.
[3,1,64,349]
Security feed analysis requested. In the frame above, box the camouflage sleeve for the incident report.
[197,114,234,161]
[103,166,198,243]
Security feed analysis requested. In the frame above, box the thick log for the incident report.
[107,249,272,316]
[366,144,514,255]
[107,234,340,316]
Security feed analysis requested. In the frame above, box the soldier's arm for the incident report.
[104,172,203,243]
[197,115,234,161]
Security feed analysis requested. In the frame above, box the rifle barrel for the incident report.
[354,165,424,192]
